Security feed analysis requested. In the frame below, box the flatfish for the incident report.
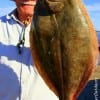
[30,0,99,100]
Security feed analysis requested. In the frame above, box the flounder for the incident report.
[30,0,99,100]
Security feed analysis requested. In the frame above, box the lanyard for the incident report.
[17,16,30,54]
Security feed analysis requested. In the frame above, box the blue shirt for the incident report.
[0,9,58,100]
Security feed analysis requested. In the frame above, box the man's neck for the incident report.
[18,14,33,26]
[15,10,33,26]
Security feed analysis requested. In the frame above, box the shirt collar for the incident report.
[6,9,32,28]
[7,9,17,20]
[6,9,24,25]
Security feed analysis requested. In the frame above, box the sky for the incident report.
[0,0,100,30]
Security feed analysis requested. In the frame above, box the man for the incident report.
[0,0,58,100]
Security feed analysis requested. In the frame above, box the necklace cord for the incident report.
[17,16,31,54]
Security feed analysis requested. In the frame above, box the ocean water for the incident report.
[77,79,100,100]
[96,31,100,65]
[96,31,100,45]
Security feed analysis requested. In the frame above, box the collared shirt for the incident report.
[0,9,58,100]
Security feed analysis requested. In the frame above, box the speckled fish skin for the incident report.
[30,0,99,100]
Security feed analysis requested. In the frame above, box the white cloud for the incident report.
[86,3,100,11]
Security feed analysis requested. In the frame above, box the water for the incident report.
[96,31,100,65]
[96,31,100,46]
[78,79,100,100]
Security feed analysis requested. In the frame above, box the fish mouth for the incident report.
[21,0,37,6]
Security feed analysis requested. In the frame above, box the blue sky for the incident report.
[0,0,100,30]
